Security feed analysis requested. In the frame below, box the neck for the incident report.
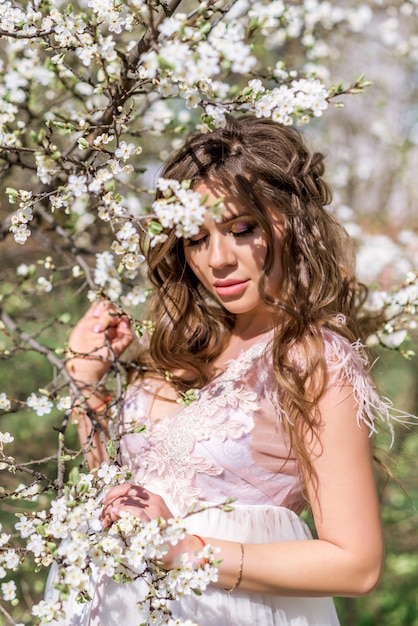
[231,311,279,341]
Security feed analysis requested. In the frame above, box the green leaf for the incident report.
[148,221,163,235]
[106,439,116,459]
[68,466,79,486]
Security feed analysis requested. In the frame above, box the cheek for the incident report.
[250,234,269,272]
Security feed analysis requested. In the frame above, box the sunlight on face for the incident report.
[183,181,284,333]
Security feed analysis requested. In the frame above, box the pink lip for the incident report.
[214,279,249,297]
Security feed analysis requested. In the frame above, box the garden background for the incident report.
[0,1,417,624]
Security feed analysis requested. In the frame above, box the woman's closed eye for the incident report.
[185,221,258,248]
[185,234,208,248]
[230,221,258,237]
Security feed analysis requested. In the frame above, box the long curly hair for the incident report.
[135,114,370,477]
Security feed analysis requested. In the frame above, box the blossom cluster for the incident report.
[150,178,224,245]
[251,77,328,126]
[364,272,418,354]
[1,0,415,312]
[0,464,219,625]
[0,2,417,624]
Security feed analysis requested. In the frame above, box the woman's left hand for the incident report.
[100,484,201,568]
[101,484,173,527]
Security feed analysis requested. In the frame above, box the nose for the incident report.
[208,233,237,270]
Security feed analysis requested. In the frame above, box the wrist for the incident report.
[189,534,208,565]
[66,363,103,386]
[71,390,112,425]
[164,533,207,570]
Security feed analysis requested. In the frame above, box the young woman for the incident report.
[53,116,393,625]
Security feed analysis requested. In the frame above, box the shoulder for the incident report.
[318,328,396,438]
[321,327,369,379]
[283,325,369,381]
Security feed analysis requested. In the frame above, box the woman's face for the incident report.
[183,181,284,332]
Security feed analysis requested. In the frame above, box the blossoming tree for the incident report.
[0,0,417,624]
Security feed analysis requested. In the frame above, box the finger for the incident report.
[115,317,133,342]
[102,484,132,505]
[101,502,151,527]
[119,506,150,522]
[102,493,150,525]
[82,300,121,330]
[92,311,121,334]
[84,300,112,320]
[100,504,120,524]
[106,318,133,348]
[102,483,144,506]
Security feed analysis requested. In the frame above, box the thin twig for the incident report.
[0,308,64,371]
[0,602,18,626]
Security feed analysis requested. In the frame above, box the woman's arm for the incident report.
[102,379,384,597]
[67,300,133,470]
[203,381,384,596]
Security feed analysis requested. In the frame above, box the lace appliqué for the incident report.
[144,338,270,511]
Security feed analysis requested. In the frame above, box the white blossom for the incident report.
[121,286,148,307]
[32,599,64,623]
[15,515,36,539]
[26,393,53,417]
[0,431,13,444]
[1,580,17,601]
[68,174,88,197]
[3,550,19,570]
[0,394,11,412]
[37,276,53,293]
[151,179,208,240]
[97,462,127,485]
[56,396,72,411]
[114,140,138,161]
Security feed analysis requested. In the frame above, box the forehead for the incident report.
[196,180,230,204]
[195,179,284,233]
[195,180,246,219]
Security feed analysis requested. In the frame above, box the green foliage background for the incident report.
[0,1,417,623]
[0,268,417,625]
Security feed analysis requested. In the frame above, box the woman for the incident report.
[57,116,391,625]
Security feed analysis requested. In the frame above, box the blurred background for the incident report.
[0,1,417,624]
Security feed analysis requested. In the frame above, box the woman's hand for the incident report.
[101,484,174,526]
[100,484,202,568]
[67,300,133,387]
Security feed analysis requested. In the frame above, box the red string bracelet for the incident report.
[192,534,208,565]
[71,395,112,424]
[90,395,113,412]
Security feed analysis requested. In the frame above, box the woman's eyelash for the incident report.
[232,223,257,237]
[185,236,208,248]
[185,222,258,248]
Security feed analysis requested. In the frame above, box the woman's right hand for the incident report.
[66,300,133,388]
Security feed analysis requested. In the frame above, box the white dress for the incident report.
[46,329,391,625]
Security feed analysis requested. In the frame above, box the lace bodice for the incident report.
[120,329,389,516]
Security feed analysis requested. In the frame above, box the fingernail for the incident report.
[92,301,104,317]
[93,323,103,333]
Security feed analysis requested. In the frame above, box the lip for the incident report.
[214,279,249,297]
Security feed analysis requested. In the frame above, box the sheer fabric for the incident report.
[46,328,392,625]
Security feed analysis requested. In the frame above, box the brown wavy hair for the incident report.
[135,114,371,477]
